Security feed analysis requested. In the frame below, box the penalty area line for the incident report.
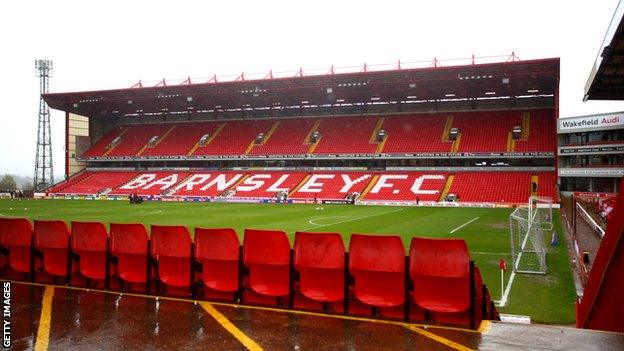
[449,217,479,234]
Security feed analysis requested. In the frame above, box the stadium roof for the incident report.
[43,56,559,119]
[585,0,624,100]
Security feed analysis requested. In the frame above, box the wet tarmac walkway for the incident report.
[5,281,624,350]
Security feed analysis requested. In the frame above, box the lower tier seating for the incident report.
[50,170,557,204]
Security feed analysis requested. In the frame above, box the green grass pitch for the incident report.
[0,198,576,324]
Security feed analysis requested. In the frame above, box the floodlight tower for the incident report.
[34,59,54,191]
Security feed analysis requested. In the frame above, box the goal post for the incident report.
[509,196,553,274]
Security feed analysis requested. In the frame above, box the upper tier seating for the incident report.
[514,109,557,152]
[81,126,127,157]
[454,111,521,153]
[81,110,556,158]
[249,119,316,155]
[107,124,172,157]
[193,120,274,156]
[312,116,378,154]
[381,114,451,153]
[142,122,220,156]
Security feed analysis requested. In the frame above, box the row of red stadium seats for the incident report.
[0,217,498,329]
[81,110,556,159]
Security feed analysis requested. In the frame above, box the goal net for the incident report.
[509,196,553,274]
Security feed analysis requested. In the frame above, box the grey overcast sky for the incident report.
[1,0,623,178]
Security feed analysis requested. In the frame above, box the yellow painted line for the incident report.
[477,320,491,334]
[201,302,264,351]
[5,280,482,335]
[405,324,475,351]
[34,286,54,351]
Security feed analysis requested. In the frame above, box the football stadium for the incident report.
[2,3,624,351]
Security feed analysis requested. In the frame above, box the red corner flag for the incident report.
[499,259,507,273]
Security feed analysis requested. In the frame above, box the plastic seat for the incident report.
[294,231,345,302]
[151,225,192,288]
[410,237,470,313]
[243,229,290,297]
[349,234,405,307]
[195,228,240,293]
[34,220,71,277]
[0,218,33,274]
[110,223,149,283]
[71,221,108,280]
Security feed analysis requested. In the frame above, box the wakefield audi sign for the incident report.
[558,112,624,133]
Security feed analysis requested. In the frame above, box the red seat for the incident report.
[151,225,192,288]
[194,228,240,294]
[0,218,33,275]
[34,220,71,277]
[243,229,290,298]
[349,234,405,308]
[294,231,345,302]
[110,223,149,284]
[409,237,470,313]
[71,221,108,281]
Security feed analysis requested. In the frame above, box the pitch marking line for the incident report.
[404,324,475,351]
[201,302,264,351]
[307,216,348,226]
[294,208,405,234]
[496,270,515,307]
[34,285,55,351]
[450,217,480,234]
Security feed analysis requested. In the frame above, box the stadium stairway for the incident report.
[187,123,226,156]
[101,126,131,157]
[438,174,455,201]
[357,174,380,200]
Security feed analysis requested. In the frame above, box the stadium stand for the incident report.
[312,116,379,154]
[380,114,451,153]
[194,227,241,301]
[233,172,308,198]
[141,122,221,156]
[249,118,317,155]
[70,221,109,287]
[78,110,556,160]
[448,172,532,204]
[48,169,558,204]
[290,172,374,200]
[81,125,127,158]
[107,124,172,157]
[50,171,139,195]
[361,172,447,202]
[192,119,274,156]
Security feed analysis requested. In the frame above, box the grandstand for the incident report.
[43,56,559,206]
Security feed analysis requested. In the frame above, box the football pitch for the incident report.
[0,199,576,324]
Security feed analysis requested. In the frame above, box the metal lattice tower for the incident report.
[34,59,54,191]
